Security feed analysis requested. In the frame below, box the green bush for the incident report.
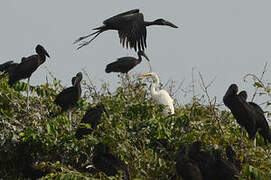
[0,74,270,179]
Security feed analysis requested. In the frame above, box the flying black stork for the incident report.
[75,104,109,139]
[105,50,151,74]
[0,45,50,110]
[74,9,178,51]
[54,72,83,130]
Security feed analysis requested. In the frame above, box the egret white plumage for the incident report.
[137,72,174,117]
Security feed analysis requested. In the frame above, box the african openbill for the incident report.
[54,72,82,130]
[224,84,271,144]
[238,91,271,144]
[1,45,50,110]
[74,9,178,51]
[175,143,203,180]
[92,143,129,180]
[105,50,151,74]
[75,104,109,139]
[223,84,257,141]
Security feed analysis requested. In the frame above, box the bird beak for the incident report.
[141,51,150,62]
[43,48,50,58]
[137,73,150,77]
[165,20,178,28]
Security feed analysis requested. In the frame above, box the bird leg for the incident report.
[76,31,103,50]
[253,138,257,147]
[26,77,30,111]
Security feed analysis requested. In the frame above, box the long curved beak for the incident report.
[43,48,50,58]
[141,51,150,62]
[165,20,178,28]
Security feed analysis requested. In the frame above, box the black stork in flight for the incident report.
[105,50,151,74]
[74,9,178,51]
[54,72,82,130]
[0,45,50,110]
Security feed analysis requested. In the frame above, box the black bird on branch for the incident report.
[223,84,271,144]
[54,72,82,130]
[105,50,151,74]
[74,9,178,51]
[75,104,109,139]
[92,143,129,180]
[238,90,271,144]
[0,45,50,110]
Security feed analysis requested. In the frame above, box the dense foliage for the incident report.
[0,73,270,179]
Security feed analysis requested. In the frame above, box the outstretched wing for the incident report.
[103,10,146,51]
[103,9,139,25]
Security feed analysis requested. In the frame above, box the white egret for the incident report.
[137,72,174,117]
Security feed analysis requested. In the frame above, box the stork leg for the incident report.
[253,138,257,147]
[26,77,30,111]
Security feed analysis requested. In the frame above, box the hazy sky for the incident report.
[1,0,271,107]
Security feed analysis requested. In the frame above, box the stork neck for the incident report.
[38,54,46,65]
[137,54,142,63]
[150,74,159,96]
[144,21,158,27]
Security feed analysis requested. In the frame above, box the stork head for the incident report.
[228,84,238,95]
[153,19,178,28]
[238,90,248,101]
[73,72,83,85]
[138,50,150,61]
[71,76,77,86]
[36,44,50,58]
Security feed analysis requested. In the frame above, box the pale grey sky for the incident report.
[1,0,271,107]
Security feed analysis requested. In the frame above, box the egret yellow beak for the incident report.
[137,73,151,77]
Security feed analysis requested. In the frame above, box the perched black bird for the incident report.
[238,91,271,144]
[74,9,178,51]
[212,149,239,180]
[54,72,82,129]
[223,84,257,140]
[175,144,203,180]
[105,51,150,74]
[92,143,129,180]
[75,104,109,139]
[224,84,271,144]
[1,45,50,110]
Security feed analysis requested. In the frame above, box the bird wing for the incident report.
[248,102,264,114]
[117,13,147,51]
[156,90,174,114]
[54,86,78,106]
[106,57,137,73]
[103,9,139,25]
[0,61,14,72]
